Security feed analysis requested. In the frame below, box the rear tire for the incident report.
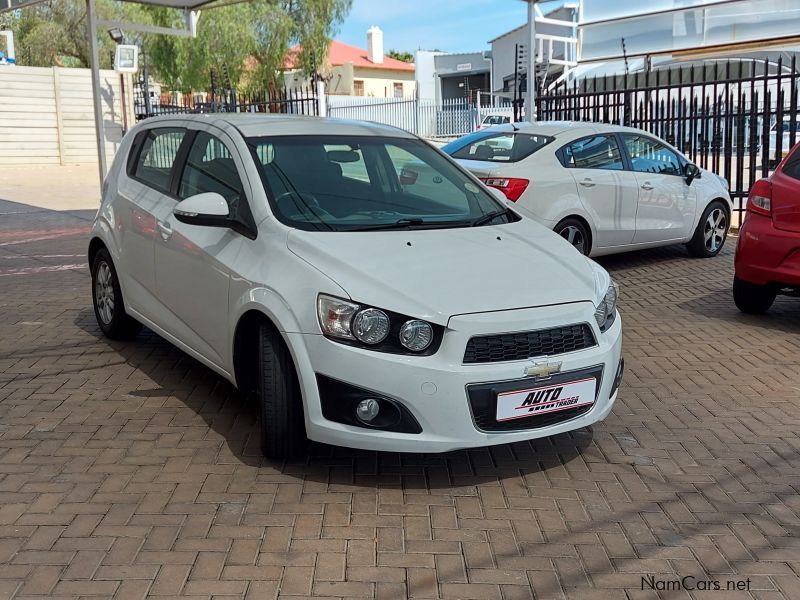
[555,218,591,256]
[733,277,776,314]
[91,248,142,340]
[258,323,306,459]
[687,201,728,258]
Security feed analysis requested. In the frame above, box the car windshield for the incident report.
[247,135,514,232]
[443,131,553,162]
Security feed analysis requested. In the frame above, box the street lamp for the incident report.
[107,27,123,44]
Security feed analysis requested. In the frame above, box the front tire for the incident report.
[555,218,591,256]
[733,277,776,314]
[91,248,142,340]
[687,201,728,257]
[258,324,306,459]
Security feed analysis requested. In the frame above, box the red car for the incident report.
[734,143,800,313]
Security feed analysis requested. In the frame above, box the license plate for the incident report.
[495,377,597,422]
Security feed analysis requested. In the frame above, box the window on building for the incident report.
[354,80,364,96]
[393,82,403,98]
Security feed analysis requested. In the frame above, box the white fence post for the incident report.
[316,80,326,117]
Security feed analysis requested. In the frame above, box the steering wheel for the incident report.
[273,191,333,220]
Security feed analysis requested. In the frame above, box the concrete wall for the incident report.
[414,51,443,102]
[0,66,133,166]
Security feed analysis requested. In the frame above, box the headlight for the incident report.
[588,261,618,332]
[399,320,433,351]
[352,308,390,345]
[317,295,359,340]
[316,294,441,354]
[593,280,619,332]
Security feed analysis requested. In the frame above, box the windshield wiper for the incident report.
[471,209,508,227]
[348,218,426,231]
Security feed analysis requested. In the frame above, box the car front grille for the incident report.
[463,323,596,364]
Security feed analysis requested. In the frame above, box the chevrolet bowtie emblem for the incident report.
[524,359,562,379]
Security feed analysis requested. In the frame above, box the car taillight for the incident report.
[480,177,530,202]
[747,178,772,216]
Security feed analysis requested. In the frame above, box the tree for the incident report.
[6,0,146,68]
[145,0,352,93]
[386,49,413,63]
[3,0,351,94]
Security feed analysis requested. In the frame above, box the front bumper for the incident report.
[287,301,623,453]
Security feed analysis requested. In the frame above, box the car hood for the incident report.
[287,219,597,324]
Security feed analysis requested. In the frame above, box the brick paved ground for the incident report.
[1,197,800,599]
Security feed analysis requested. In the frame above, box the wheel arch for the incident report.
[233,309,280,396]
[88,236,107,266]
[554,214,594,255]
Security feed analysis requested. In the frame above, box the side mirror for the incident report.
[684,163,701,185]
[173,192,230,228]
[488,186,508,203]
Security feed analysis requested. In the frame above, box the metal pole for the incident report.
[513,43,519,122]
[526,0,537,121]
[86,0,107,186]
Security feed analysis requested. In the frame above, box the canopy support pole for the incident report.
[87,0,108,186]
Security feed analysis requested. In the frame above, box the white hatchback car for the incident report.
[88,114,623,458]
[444,122,733,257]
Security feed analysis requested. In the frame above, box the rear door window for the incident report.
[131,128,186,193]
[562,135,625,170]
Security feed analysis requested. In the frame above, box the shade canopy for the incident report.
[0,0,225,13]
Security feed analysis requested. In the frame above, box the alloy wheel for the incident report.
[704,208,727,253]
[559,225,587,255]
[95,261,115,325]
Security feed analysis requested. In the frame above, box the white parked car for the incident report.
[476,113,511,130]
[88,114,623,458]
[443,122,733,257]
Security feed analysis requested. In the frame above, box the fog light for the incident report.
[355,398,380,423]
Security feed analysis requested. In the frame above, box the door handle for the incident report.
[579,178,595,188]
[640,182,654,191]
[156,221,173,240]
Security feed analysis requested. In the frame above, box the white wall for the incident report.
[0,66,133,166]
[414,51,443,102]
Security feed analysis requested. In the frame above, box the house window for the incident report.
[354,80,364,96]
[393,82,403,98]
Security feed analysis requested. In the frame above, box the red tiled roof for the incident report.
[282,40,414,72]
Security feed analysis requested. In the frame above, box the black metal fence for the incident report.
[134,76,318,122]
[536,57,800,224]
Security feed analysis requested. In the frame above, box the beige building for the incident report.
[283,26,415,98]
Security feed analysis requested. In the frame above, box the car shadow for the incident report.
[593,243,705,273]
[73,308,596,486]
[679,287,800,332]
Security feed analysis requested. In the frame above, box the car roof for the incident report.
[138,113,418,139]
[484,120,654,137]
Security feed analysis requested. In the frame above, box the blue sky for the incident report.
[334,0,530,55]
